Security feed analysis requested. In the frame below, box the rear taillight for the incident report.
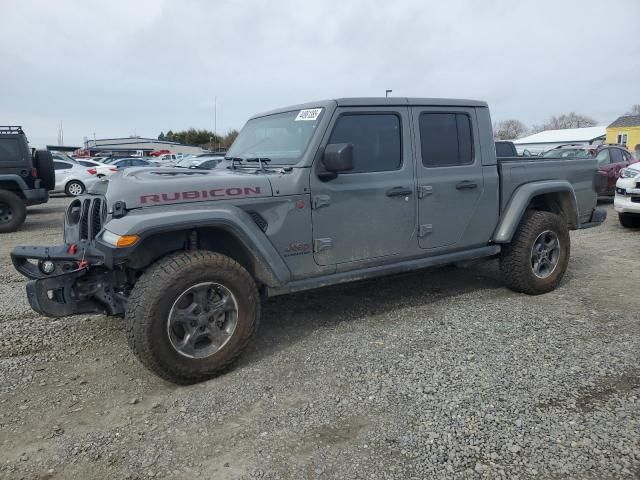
[109,167,118,172]
[32,168,38,177]
[87,168,97,175]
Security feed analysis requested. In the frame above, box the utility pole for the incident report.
[214,96,217,151]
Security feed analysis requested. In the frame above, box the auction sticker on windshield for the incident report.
[295,108,322,121]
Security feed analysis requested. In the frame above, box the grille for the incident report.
[80,199,90,240]
[67,195,107,242]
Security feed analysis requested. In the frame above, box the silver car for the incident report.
[53,159,99,196]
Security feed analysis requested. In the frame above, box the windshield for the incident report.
[225,108,324,165]
[542,148,594,158]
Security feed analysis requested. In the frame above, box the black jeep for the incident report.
[0,126,55,232]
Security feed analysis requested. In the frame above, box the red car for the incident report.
[542,145,637,197]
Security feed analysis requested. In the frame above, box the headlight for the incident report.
[101,230,140,248]
[619,168,640,179]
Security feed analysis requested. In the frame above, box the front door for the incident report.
[310,107,416,266]
[411,107,485,250]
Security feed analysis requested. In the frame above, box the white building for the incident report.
[84,137,205,156]
[513,126,606,155]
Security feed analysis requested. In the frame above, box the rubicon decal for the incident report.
[140,187,262,204]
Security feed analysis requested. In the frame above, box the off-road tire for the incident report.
[618,213,640,229]
[500,210,570,295]
[126,251,260,384]
[0,190,27,233]
[33,150,55,190]
[64,180,85,197]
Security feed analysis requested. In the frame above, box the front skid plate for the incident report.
[26,268,123,318]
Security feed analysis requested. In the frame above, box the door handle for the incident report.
[386,186,413,197]
[456,181,478,190]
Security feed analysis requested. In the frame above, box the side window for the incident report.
[595,149,610,167]
[328,114,401,173]
[132,159,146,166]
[419,113,473,167]
[0,138,23,162]
[610,148,623,164]
[53,161,70,170]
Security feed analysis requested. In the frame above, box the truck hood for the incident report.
[99,167,274,211]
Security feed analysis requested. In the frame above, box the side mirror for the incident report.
[322,143,354,173]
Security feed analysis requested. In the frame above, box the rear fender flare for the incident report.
[493,181,578,243]
[0,174,28,191]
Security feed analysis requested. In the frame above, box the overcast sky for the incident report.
[1,0,639,148]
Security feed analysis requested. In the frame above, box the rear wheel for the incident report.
[0,190,27,233]
[64,180,85,197]
[618,213,640,228]
[126,251,260,384]
[500,210,570,295]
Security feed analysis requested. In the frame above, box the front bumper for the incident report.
[614,179,640,214]
[11,244,125,317]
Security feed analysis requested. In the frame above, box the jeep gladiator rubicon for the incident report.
[0,126,55,232]
[11,98,606,384]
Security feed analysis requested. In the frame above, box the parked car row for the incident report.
[50,154,220,197]
[494,141,638,198]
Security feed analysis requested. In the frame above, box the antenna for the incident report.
[385,89,392,97]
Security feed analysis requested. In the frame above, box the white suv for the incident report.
[614,162,640,228]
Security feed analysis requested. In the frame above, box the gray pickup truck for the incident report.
[11,98,606,384]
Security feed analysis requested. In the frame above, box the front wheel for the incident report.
[619,213,640,228]
[500,210,570,295]
[126,251,260,384]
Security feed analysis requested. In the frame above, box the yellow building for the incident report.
[606,115,640,155]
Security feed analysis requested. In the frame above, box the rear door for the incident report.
[53,161,73,190]
[411,107,485,250]
[310,107,416,266]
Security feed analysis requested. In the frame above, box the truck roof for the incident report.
[253,97,488,118]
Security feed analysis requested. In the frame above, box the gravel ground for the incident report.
[1,197,639,479]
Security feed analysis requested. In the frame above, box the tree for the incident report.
[165,130,174,142]
[543,112,596,130]
[625,104,640,116]
[158,131,165,141]
[529,124,546,134]
[223,129,239,148]
[493,119,528,140]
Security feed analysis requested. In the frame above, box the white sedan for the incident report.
[614,162,640,228]
[53,159,100,196]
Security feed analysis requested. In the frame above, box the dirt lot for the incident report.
[1,197,639,479]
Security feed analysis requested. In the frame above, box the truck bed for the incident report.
[498,157,598,224]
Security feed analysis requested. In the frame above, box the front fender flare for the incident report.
[98,205,291,288]
[493,180,578,244]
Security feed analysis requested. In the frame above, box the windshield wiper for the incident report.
[245,157,272,170]
[224,156,246,169]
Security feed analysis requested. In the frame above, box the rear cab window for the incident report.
[0,138,24,163]
[419,113,473,167]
